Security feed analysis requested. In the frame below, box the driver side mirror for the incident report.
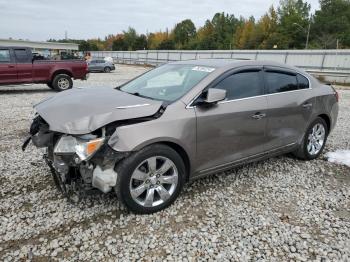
[205,88,226,103]
[196,88,226,106]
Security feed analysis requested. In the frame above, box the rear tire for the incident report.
[114,144,185,214]
[293,117,328,160]
[52,74,73,92]
[104,67,111,73]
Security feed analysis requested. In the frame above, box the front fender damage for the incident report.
[23,106,166,203]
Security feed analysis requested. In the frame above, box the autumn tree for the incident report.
[235,17,256,49]
[148,31,169,49]
[254,6,279,49]
[195,20,217,49]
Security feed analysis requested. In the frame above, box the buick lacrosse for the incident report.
[24,60,339,213]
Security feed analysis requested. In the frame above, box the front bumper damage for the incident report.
[23,116,129,203]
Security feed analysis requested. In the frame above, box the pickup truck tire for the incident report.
[104,67,111,73]
[52,74,73,92]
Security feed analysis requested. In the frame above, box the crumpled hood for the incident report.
[35,87,163,134]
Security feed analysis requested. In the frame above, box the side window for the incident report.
[14,49,29,63]
[265,71,298,94]
[297,74,309,89]
[0,49,10,62]
[214,71,263,100]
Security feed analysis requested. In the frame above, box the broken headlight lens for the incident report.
[54,136,105,161]
[75,138,105,160]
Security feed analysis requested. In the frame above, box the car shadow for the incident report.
[0,88,54,94]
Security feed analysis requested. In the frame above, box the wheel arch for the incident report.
[132,140,191,182]
[51,69,73,81]
[318,113,331,132]
[159,141,191,181]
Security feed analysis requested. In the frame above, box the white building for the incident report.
[0,38,79,57]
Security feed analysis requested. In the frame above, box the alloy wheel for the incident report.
[307,123,326,155]
[129,156,178,207]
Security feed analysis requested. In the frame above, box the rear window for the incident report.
[14,49,29,63]
[0,49,10,62]
[265,71,298,94]
[297,74,309,89]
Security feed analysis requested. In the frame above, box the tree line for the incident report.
[50,0,350,50]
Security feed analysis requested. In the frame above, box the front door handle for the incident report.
[8,65,15,68]
[251,112,266,120]
[302,102,313,108]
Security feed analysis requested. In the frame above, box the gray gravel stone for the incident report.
[0,66,349,261]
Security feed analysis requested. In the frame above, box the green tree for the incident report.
[312,0,350,48]
[211,13,240,49]
[123,27,138,50]
[157,39,176,50]
[134,34,148,50]
[173,19,196,48]
[112,36,127,51]
[78,40,91,51]
[277,0,311,49]
[195,20,217,49]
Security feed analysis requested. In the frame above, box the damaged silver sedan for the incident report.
[24,60,339,214]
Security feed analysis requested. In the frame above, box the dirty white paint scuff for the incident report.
[326,150,350,167]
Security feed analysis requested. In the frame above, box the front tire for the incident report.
[115,144,185,214]
[293,117,328,160]
[52,74,73,92]
[104,67,111,73]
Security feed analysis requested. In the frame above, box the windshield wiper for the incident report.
[128,92,157,100]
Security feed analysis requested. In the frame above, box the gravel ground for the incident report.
[0,65,350,261]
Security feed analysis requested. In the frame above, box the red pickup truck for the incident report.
[0,47,89,91]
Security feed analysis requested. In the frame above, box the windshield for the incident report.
[120,64,215,102]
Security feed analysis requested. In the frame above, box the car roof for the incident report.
[170,59,302,72]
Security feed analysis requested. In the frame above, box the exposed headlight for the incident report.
[75,138,104,160]
[54,135,105,161]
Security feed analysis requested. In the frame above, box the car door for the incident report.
[0,48,17,84]
[194,68,268,173]
[14,48,33,83]
[263,67,315,151]
[88,60,97,71]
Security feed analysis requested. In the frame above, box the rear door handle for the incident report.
[8,65,15,68]
[302,102,313,108]
[251,112,266,120]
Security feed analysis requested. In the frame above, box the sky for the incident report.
[0,0,320,41]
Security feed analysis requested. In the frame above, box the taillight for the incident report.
[335,90,339,102]
[331,85,339,102]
